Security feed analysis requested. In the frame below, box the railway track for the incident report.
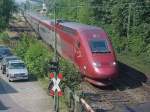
[9,26,32,32]
[80,82,133,112]
[9,15,33,33]
[79,63,150,112]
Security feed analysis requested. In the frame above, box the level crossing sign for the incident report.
[49,73,63,96]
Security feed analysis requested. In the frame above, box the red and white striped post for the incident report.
[49,73,63,97]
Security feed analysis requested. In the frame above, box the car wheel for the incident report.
[9,79,11,82]
[26,78,29,81]
[8,77,13,82]
[9,79,13,82]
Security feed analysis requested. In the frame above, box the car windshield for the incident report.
[6,58,18,62]
[89,39,110,53]
[9,63,25,69]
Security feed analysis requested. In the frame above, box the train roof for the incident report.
[28,12,105,33]
[28,12,49,21]
[60,22,104,32]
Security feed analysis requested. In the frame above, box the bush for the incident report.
[24,42,52,77]
[112,36,127,53]
[0,18,8,32]
[14,33,33,59]
[128,35,146,56]
[14,33,53,77]
[0,32,10,44]
[145,44,150,63]
[60,58,81,90]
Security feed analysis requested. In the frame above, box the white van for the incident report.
[6,60,28,82]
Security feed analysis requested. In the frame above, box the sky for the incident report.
[15,0,26,4]
[15,0,42,4]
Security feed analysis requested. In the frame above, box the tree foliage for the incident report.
[14,34,52,77]
[0,0,17,31]
[15,33,32,59]
[60,58,81,89]
[24,42,52,77]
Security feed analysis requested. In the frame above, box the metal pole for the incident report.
[54,7,57,62]
[54,6,56,112]
[133,5,136,34]
[54,6,59,112]
[127,3,131,51]
[76,0,78,21]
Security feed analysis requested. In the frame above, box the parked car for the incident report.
[0,47,12,61]
[1,56,20,74]
[0,45,9,49]
[6,60,28,82]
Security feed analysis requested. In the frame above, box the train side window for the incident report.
[40,26,46,33]
[63,26,76,35]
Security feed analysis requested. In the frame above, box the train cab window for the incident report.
[89,39,110,53]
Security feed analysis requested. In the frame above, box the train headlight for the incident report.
[93,62,101,68]
[111,61,117,66]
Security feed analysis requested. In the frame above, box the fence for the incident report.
[63,87,94,112]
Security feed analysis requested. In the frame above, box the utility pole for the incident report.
[54,6,57,112]
[41,0,47,15]
[26,0,30,11]
[127,3,132,51]
[49,5,60,112]
[76,0,78,21]
[47,1,60,112]
[53,4,59,112]
[127,3,131,40]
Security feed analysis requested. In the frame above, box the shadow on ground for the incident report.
[116,61,148,90]
[0,79,18,94]
[13,74,38,83]
[0,101,9,111]
[96,61,148,91]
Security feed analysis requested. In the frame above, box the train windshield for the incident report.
[89,40,110,53]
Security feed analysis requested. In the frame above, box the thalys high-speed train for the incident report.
[24,12,118,86]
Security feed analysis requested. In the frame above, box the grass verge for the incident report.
[117,54,150,75]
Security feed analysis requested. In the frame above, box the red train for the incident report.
[24,12,118,86]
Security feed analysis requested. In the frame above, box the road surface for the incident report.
[0,74,53,112]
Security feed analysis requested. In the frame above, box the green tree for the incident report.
[60,58,81,89]
[24,42,52,77]
[14,34,32,59]
[15,33,53,77]
[0,0,17,31]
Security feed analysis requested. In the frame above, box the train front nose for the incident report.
[84,61,118,86]
[92,61,118,79]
